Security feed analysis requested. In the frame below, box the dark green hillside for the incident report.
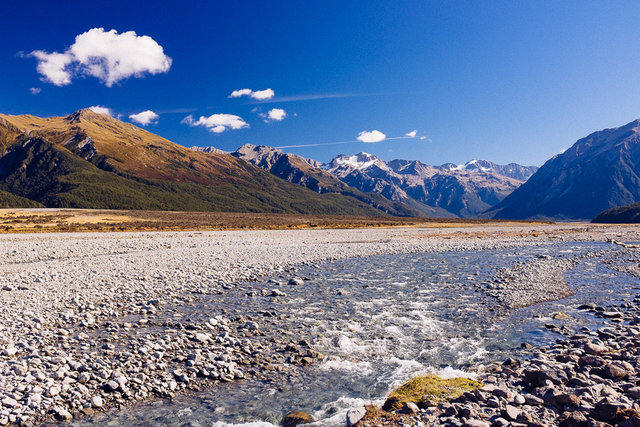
[0,190,43,208]
[592,203,640,223]
[0,137,387,215]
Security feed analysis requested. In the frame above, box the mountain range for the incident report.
[2,109,640,221]
[0,110,395,216]
[232,145,537,217]
[487,118,640,220]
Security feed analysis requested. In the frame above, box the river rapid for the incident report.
[69,241,640,427]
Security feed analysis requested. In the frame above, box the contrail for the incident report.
[275,135,415,149]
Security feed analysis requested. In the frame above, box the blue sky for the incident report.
[2,1,640,166]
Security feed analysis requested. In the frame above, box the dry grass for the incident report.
[0,209,550,234]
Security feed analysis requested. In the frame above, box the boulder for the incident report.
[282,410,313,427]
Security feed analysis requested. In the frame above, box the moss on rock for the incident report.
[382,374,483,411]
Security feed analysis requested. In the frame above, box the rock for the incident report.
[463,420,490,427]
[91,396,103,408]
[1,397,18,408]
[401,401,419,415]
[288,277,304,286]
[243,321,259,331]
[604,364,628,379]
[194,333,210,343]
[104,380,120,392]
[602,311,623,319]
[559,411,588,427]
[54,408,73,421]
[584,342,608,355]
[595,400,627,423]
[524,369,565,386]
[578,355,606,367]
[548,393,581,409]
[627,387,640,399]
[282,410,313,427]
[271,289,286,297]
[502,404,520,420]
[346,407,366,427]
[525,394,544,406]
[46,386,61,398]
[2,347,17,357]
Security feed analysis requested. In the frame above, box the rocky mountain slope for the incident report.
[230,146,537,218]
[231,144,429,217]
[326,153,536,217]
[0,110,392,215]
[487,118,640,220]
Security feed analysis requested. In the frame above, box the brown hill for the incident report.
[0,110,395,216]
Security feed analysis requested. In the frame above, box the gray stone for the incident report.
[346,407,366,427]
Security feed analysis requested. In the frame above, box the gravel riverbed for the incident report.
[0,224,637,425]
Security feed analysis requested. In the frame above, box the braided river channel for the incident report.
[70,242,640,426]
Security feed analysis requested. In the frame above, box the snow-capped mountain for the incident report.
[230,145,538,218]
[442,159,537,181]
[325,153,537,217]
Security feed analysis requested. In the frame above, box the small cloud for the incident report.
[28,27,171,87]
[229,88,275,100]
[260,108,287,122]
[30,51,73,86]
[182,113,249,134]
[420,136,427,140]
[357,130,386,143]
[405,130,417,138]
[88,105,113,116]
[129,110,159,126]
[229,89,253,98]
[29,87,41,95]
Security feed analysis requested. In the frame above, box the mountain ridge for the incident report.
[0,110,395,216]
[487,118,640,220]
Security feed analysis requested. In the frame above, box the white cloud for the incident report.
[29,87,41,95]
[182,114,249,134]
[357,130,386,143]
[30,28,172,87]
[251,88,275,100]
[229,88,275,100]
[229,89,253,98]
[405,130,417,138]
[31,51,73,86]
[259,108,287,122]
[129,110,159,126]
[420,136,427,140]
[88,105,113,116]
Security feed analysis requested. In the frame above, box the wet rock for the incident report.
[288,277,304,286]
[282,410,313,427]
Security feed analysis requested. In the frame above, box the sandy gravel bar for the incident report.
[0,223,637,425]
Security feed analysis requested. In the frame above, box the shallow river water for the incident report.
[70,242,640,426]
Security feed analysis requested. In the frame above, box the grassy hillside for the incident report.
[0,137,386,215]
[0,190,43,208]
[0,110,405,216]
